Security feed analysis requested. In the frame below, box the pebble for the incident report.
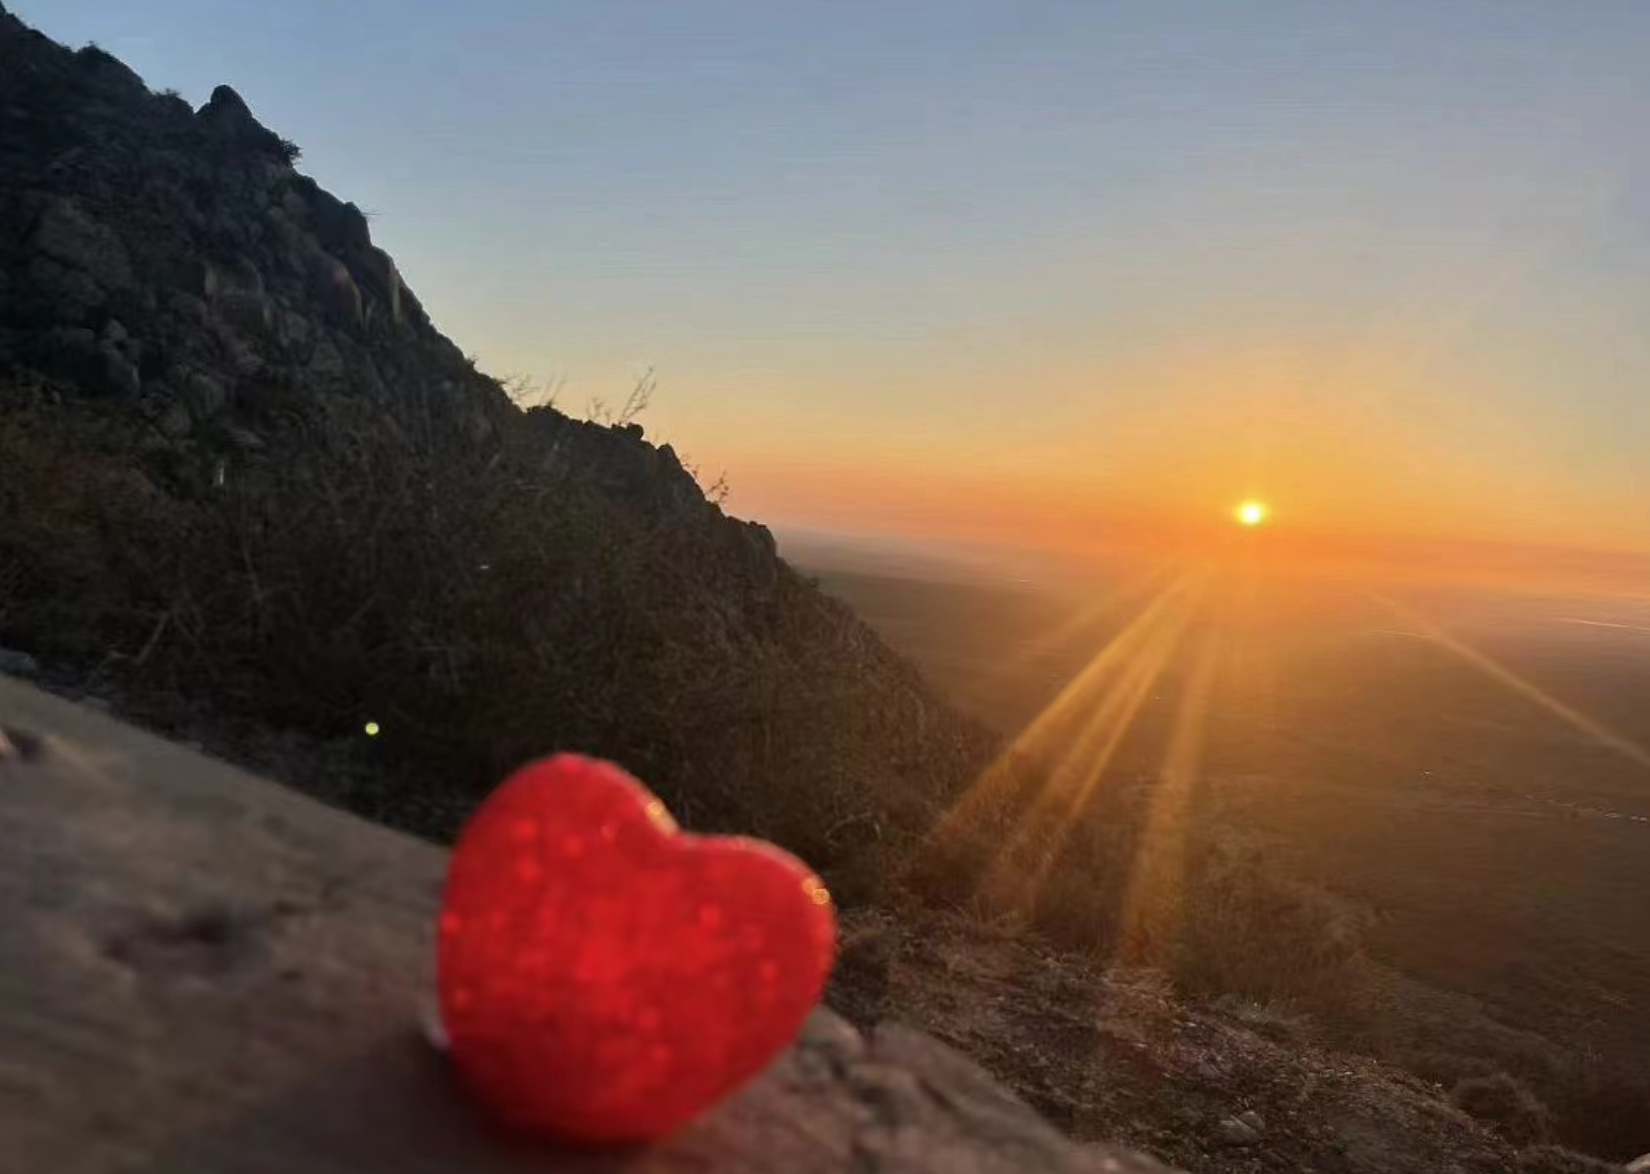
[1215,1115,1262,1147]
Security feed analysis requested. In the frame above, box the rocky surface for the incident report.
[0,674,1175,1174]
[828,908,1631,1174]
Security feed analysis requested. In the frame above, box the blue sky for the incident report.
[19,1,1650,551]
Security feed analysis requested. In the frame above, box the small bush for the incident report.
[1451,1071,1551,1145]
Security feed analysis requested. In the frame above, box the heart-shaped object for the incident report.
[437,754,837,1144]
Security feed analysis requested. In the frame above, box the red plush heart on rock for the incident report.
[436,754,837,1145]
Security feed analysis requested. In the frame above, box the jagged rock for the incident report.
[195,83,292,163]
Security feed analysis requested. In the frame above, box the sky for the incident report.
[22,1,1650,565]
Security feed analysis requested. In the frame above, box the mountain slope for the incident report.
[0,2,993,891]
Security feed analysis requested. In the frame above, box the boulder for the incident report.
[98,339,141,396]
[25,254,104,321]
[0,677,1180,1174]
[182,370,229,420]
[312,252,362,328]
[0,647,39,677]
[28,197,133,291]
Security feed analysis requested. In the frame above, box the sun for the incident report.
[1236,500,1268,527]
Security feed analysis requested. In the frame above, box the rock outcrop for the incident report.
[0,674,1176,1173]
[0,2,765,571]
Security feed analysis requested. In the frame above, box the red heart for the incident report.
[436,754,837,1144]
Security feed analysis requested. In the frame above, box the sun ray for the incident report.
[918,568,1205,855]
[1370,592,1650,773]
[1118,619,1224,967]
[980,561,1189,690]
[973,577,1204,911]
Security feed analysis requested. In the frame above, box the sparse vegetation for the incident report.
[1451,1072,1551,1145]
[0,395,981,901]
[587,366,656,428]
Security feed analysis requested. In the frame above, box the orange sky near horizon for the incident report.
[651,332,1650,585]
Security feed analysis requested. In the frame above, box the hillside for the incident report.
[0,3,996,896]
[0,9,1632,1172]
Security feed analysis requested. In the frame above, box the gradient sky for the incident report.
[22,1,1650,558]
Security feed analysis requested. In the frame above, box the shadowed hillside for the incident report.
[0,3,993,895]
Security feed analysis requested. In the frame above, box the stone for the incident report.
[276,308,312,353]
[211,321,262,375]
[362,246,403,326]
[1214,1116,1261,1147]
[101,318,127,343]
[99,340,141,396]
[222,424,266,452]
[0,676,1181,1174]
[195,83,291,161]
[26,254,104,321]
[29,324,101,385]
[28,198,134,291]
[216,286,271,335]
[155,400,193,439]
[1236,1109,1264,1135]
[307,337,345,382]
[0,647,40,677]
[182,370,228,420]
[164,289,209,326]
[313,253,362,328]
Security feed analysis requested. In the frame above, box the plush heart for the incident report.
[436,754,837,1144]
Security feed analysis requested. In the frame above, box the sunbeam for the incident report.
[1371,592,1650,773]
[1118,621,1224,967]
[919,568,1206,856]
[978,593,1198,911]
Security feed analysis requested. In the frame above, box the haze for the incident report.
[26,0,1650,575]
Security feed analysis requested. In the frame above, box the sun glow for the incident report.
[1236,501,1268,527]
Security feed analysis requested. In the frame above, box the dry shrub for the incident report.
[1451,1071,1551,1146]
[0,398,976,897]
